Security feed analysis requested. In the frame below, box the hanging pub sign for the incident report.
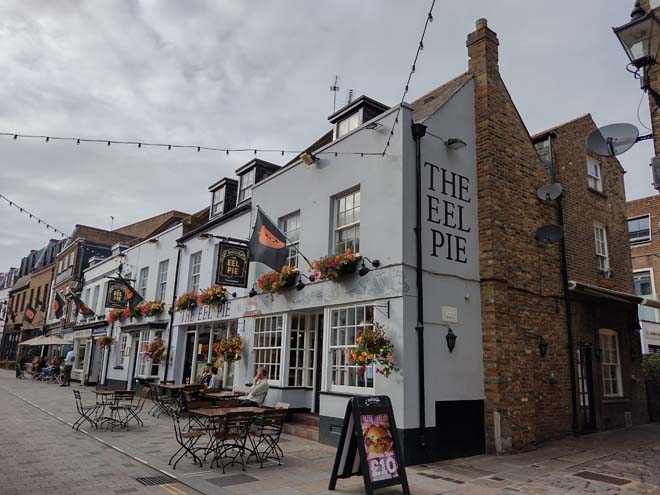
[105,281,128,308]
[216,241,249,288]
[329,396,409,495]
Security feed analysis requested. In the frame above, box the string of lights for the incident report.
[382,0,436,157]
[0,193,68,238]
[0,132,384,158]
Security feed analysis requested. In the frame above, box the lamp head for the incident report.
[444,138,467,150]
[358,262,370,277]
[249,287,257,298]
[296,280,306,291]
[300,152,319,166]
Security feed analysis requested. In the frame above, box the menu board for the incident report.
[329,396,409,495]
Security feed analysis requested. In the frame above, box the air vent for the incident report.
[624,411,632,427]
[135,476,175,486]
[329,424,343,435]
[423,95,436,104]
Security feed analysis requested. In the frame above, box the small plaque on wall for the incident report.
[441,305,458,323]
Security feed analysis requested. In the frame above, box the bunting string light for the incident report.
[0,193,68,238]
[0,132,383,157]
[382,0,436,156]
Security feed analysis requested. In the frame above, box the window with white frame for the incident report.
[135,330,160,377]
[189,253,202,293]
[594,223,609,272]
[337,113,360,138]
[279,211,300,268]
[587,157,603,192]
[211,187,225,217]
[334,189,360,254]
[138,267,149,298]
[156,259,169,301]
[329,305,374,391]
[238,169,255,203]
[253,315,283,382]
[599,329,623,397]
[628,215,651,244]
[288,314,315,387]
[634,270,653,297]
[115,333,128,367]
[91,286,100,314]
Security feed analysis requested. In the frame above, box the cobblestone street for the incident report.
[1,369,660,495]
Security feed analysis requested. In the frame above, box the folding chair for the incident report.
[122,387,149,427]
[249,409,287,467]
[169,413,204,469]
[72,390,99,431]
[150,385,178,418]
[109,390,137,430]
[210,411,254,473]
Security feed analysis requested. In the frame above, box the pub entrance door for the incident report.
[576,346,596,432]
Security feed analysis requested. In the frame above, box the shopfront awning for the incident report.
[18,335,70,346]
[568,281,657,307]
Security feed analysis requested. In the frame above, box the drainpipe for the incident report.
[163,247,182,381]
[412,122,428,447]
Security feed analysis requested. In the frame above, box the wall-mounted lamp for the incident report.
[296,279,306,291]
[365,122,384,131]
[539,336,548,358]
[444,138,467,150]
[198,233,210,240]
[175,243,186,250]
[446,327,457,353]
[249,287,258,298]
[147,238,158,244]
[300,152,319,166]
[358,257,381,277]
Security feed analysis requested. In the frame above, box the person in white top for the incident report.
[205,367,222,390]
[237,368,270,407]
[61,349,75,386]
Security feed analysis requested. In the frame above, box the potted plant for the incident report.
[96,335,115,349]
[143,336,166,364]
[346,322,398,378]
[175,291,198,311]
[213,335,245,363]
[198,285,229,306]
[139,300,165,317]
[310,249,361,282]
[256,266,299,294]
[642,353,660,421]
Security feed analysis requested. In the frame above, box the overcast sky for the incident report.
[0,0,655,269]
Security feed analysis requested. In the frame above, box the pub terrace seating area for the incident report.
[67,380,293,474]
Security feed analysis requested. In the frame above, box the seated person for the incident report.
[197,363,212,386]
[205,366,222,391]
[237,368,269,407]
[37,357,47,373]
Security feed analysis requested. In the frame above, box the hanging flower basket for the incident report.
[213,335,245,363]
[96,335,115,349]
[256,266,299,294]
[197,285,229,306]
[346,322,398,378]
[107,308,125,324]
[310,249,361,282]
[138,300,165,317]
[175,291,198,311]
[142,336,166,364]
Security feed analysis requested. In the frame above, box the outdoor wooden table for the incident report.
[158,383,188,391]
[202,391,244,400]
[192,406,265,418]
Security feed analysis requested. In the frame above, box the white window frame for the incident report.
[287,313,316,387]
[135,330,160,378]
[252,315,284,385]
[138,267,149,298]
[156,259,169,301]
[599,329,623,398]
[211,187,225,217]
[324,304,375,395]
[279,211,301,268]
[628,214,651,244]
[594,223,609,272]
[238,169,255,203]
[91,286,100,315]
[337,112,361,138]
[587,156,603,192]
[334,188,361,254]
[633,268,655,297]
[189,252,202,293]
[115,333,128,367]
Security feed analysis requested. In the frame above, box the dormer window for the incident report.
[337,113,360,138]
[328,95,389,141]
[211,187,225,217]
[238,168,255,202]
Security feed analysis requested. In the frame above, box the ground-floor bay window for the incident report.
[135,330,162,378]
[327,304,374,393]
[253,315,283,383]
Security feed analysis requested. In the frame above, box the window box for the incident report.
[311,250,361,282]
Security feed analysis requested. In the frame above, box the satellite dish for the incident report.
[534,224,564,245]
[537,183,563,202]
[586,123,639,157]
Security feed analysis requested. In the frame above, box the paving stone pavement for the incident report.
[2,369,660,495]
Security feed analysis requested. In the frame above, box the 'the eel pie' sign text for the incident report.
[424,162,472,264]
[216,242,249,288]
[105,281,128,309]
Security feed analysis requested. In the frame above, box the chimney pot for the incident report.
[476,18,488,30]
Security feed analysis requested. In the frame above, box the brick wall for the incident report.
[628,195,660,292]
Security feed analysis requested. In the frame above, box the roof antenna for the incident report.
[330,75,340,112]
[110,215,115,230]
[345,88,355,106]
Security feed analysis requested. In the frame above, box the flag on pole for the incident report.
[69,290,95,318]
[248,208,288,271]
[22,304,36,323]
[53,291,65,319]
[118,276,143,310]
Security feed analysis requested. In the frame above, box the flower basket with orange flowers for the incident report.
[96,335,115,349]
[142,336,166,363]
[197,285,229,306]
[107,308,125,324]
[310,249,361,282]
[138,300,165,317]
[175,291,198,311]
[213,335,245,363]
[256,266,298,294]
[346,322,398,378]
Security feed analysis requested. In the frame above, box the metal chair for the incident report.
[210,411,254,473]
[72,390,99,431]
[123,388,149,427]
[169,413,204,469]
[249,409,287,467]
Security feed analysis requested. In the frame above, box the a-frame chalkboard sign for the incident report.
[328,396,410,495]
